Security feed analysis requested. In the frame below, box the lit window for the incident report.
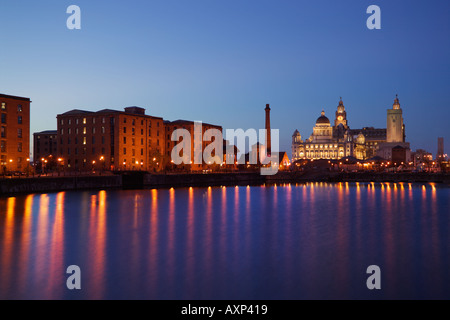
[83,118,86,124]
[83,127,86,134]
[83,137,86,145]
[1,103,5,110]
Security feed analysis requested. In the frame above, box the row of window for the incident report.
[0,156,25,166]
[60,126,161,137]
[1,114,23,124]
[305,144,340,149]
[1,127,22,138]
[123,117,161,128]
[65,147,106,156]
[35,147,57,154]
[1,103,23,112]
[122,148,144,156]
[62,136,106,145]
[60,117,105,125]
[123,137,148,146]
[61,127,107,135]
[60,117,161,128]
[0,141,23,152]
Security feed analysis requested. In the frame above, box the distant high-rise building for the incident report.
[437,137,444,161]
[0,93,31,173]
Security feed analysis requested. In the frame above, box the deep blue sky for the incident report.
[1,0,449,156]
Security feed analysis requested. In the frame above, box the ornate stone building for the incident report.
[291,97,406,161]
[376,95,410,161]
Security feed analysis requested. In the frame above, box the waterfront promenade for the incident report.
[1,171,449,196]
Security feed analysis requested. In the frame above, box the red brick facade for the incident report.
[56,107,165,172]
[0,94,31,173]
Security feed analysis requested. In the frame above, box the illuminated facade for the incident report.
[164,120,223,171]
[57,107,165,171]
[292,98,391,161]
[376,96,410,161]
[0,93,31,173]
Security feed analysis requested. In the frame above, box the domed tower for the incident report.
[387,94,404,143]
[334,97,348,129]
[312,110,333,142]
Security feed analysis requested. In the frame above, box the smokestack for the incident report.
[265,104,271,155]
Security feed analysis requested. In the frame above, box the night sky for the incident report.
[1,0,449,157]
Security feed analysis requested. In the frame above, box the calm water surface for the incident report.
[0,182,449,299]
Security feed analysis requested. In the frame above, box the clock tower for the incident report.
[334,97,348,129]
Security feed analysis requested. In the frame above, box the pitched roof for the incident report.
[60,109,94,115]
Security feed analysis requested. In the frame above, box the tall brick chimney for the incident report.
[265,104,271,155]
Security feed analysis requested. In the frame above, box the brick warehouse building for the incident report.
[0,93,31,173]
[164,120,223,172]
[56,106,225,172]
[56,107,165,172]
[33,130,58,172]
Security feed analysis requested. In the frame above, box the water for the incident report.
[0,182,449,300]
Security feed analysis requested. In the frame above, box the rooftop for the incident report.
[34,130,57,135]
[0,93,31,102]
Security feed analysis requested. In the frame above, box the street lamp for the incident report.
[57,158,63,176]
[100,156,105,174]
